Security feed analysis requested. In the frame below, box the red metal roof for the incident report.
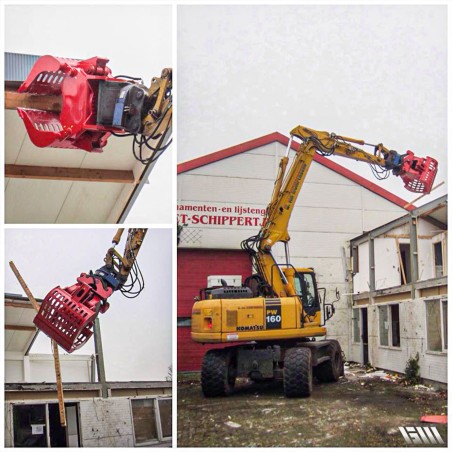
[177,132,413,211]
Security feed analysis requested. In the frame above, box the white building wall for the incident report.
[357,299,447,383]
[5,353,92,383]
[79,398,134,447]
[178,141,407,357]
[352,219,447,291]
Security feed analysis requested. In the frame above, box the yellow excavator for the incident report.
[34,229,147,353]
[191,125,438,397]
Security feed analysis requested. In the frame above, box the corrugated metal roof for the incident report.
[4,52,40,81]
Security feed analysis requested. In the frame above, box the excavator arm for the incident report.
[242,125,438,298]
[33,228,147,353]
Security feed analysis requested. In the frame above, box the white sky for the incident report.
[5,228,172,382]
[4,4,173,223]
[178,4,448,206]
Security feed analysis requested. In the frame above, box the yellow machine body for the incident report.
[192,268,326,344]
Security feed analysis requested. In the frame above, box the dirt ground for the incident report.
[177,365,447,447]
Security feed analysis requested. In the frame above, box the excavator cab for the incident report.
[292,270,321,316]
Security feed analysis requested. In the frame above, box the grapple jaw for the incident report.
[34,273,112,353]
[399,151,438,194]
[16,55,134,152]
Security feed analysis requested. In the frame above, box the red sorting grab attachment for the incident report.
[17,55,125,152]
[399,151,438,194]
[34,273,112,353]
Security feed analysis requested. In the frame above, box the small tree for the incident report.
[404,353,421,385]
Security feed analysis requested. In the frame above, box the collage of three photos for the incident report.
[3,3,448,449]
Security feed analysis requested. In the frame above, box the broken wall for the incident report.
[79,398,134,447]
[363,299,446,383]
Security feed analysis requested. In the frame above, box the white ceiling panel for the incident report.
[5,107,152,223]
[5,178,73,223]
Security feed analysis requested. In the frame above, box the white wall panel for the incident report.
[374,238,401,289]
[361,188,406,212]
[289,206,363,234]
[180,174,272,205]
[353,242,369,293]
[362,210,407,232]
[56,182,125,223]
[5,178,73,223]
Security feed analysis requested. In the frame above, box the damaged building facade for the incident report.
[5,293,172,447]
[349,195,447,384]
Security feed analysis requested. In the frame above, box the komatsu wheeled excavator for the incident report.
[191,124,438,398]
[34,229,147,353]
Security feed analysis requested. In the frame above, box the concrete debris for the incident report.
[225,421,241,428]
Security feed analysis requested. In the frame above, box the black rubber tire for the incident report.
[283,347,313,398]
[314,340,344,383]
[201,349,235,397]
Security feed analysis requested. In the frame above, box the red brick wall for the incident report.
[177,248,251,371]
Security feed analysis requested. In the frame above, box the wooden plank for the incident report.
[9,262,41,312]
[5,324,37,332]
[5,91,62,112]
[5,300,41,309]
[6,164,135,184]
[8,261,67,427]
[52,340,67,426]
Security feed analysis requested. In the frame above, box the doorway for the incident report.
[361,308,369,364]
[13,402,80,447]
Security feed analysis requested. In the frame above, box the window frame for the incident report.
[130,396,172,446]
[378,303,402,350]
[425,298,448,354]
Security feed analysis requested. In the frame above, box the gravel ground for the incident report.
[177,365,447,447]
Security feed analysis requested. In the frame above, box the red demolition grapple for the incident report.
[34,273,112,353]
[17,55,127,152]
[400,151,438,194]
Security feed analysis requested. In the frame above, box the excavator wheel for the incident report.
[283,347,312,398]
[314,340,344,383]
[201,349,236,397]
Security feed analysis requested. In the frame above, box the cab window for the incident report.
[294,272,319,312]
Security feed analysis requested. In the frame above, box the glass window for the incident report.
[352,310,360,343]
[158,399,172,438]
[434,242,443,278]
[391,304,400,347]
[131,399,157,444]
[426,300,442,352]
[294,272,319,313]
[379,306,389,346]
